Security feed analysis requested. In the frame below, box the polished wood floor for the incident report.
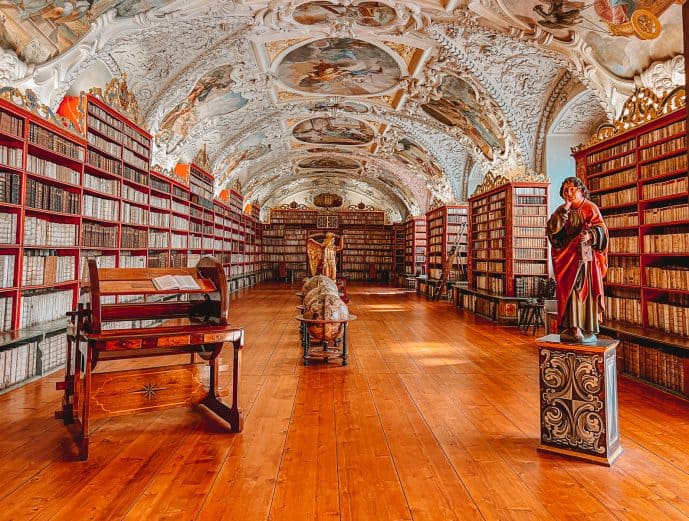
[2,282,689,520]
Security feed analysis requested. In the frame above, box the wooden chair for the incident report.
[519,278,556,335]
[56,257,244,460]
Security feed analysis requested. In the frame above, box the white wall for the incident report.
[545,133,589,214]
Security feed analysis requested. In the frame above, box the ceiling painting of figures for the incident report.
[293,1,396,27]
[292,117,375,146]
[422,75,505,161]
[395,138,443,178]
[156,64,248,153]
[276,38,402,96]
[502,0,683,78]
[0,0,174,64]
[298,156,361,170]
[218,132,271,181]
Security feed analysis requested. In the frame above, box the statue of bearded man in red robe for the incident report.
[547,177,608,344]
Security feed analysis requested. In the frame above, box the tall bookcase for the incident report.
[393,223,405,284]
[264,208,393,281]
[0,85,268,391]
[0,91,86,334]
[425,205,468,281]
[404,216,426,278]
[573,88,689,397]
[467,178,549,298]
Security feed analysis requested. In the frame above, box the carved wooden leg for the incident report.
[79,346,92,461]
[203,341,243,432]
[342,323,348,366]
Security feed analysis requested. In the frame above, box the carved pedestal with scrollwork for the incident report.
[536,334,622,466]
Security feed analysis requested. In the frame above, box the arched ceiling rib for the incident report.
[1,0,683,219]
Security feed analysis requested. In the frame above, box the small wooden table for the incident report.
[296,315,357,366]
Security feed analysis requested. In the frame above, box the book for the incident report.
[152,274,200,291]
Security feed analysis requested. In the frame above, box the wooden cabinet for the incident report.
[573,88,689,397]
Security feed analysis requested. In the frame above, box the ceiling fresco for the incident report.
[276,38,402,96]
[293,2,397,27]
[0,0,684,221]
[292,116,376,146]
[297,156,361,170]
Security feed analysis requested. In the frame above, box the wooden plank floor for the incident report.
[2,282,689,520]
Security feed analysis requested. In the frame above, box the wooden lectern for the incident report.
[56,257,244,460]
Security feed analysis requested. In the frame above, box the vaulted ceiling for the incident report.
[1,0,684,221]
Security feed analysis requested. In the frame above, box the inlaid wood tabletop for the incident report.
[2,282,689,520]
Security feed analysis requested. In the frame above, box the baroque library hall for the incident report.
[1,1,689,519]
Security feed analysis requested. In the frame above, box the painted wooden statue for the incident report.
[307,232,344,281]
[547,177,609,344]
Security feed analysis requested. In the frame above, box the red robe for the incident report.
[548,199,608,327]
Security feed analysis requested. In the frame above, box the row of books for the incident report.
[122,202,148,226]
[644,232,689,254]
[82,221,117,248]
[609,236,639,253]
[83,194,119,220]
[122,184,148,205]
[643,204,689,224]
[515,275,547,298]
[639,135,685,162]
[647,300,689,337]
[514,205,547,216]
[514,237,547,248]
[472,239,505,250]
[587,151,635,176]
[0,342,38,390]
[88,103,150,148]
[641,177,687,199]
[26,178,81,214]
[119,255,146,269]
[122,148,149,172]
[0,170,20,204]
[645,266,689,290]
[607,262,640,285]
[514,261,547,275]
[24,217,78,246]
[19,288,73,329]
[472,249,503,260]
[513,216,547,227]
[640,154,687,179]
[0,213,17,243]
[604,295,642,326]
[29,123,84,161]
[21,254,75,286]
[617,339,685,393]
[27,154,80,185]
[83,172,120,196]
[605,211,638,228]
[0,144,22,169]
[121,226,147,249]
[0,109,23,137]
[514,248,548,259]
[475,261,504,272]
[88,131,122,158]
[87,149,121,176]
[515,196,546,205]
[87,114,148,157]
[0,296,11,332]
[595,186,636,207]
[0,254,15,288]
[474,275,504,294]
[640,119,685,146]
[588,167,635,191]
[586,138,634,165]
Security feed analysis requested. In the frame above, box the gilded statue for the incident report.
[307,232,344,281]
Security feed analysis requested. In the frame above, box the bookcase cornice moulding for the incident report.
[573,87,686,153]
[0,87,81,137]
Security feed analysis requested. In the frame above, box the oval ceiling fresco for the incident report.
[276,38,402,96]
[396,138,442,178]
[292,117,375,146]
[422,76,505,161]
[293,2,396,27]
[298,156,361,170]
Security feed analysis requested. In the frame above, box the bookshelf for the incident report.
[393,223,405,284]
[573,88,689,397]
[263,209,393,281]
[457,175,549,323]
[425,205,468,282]
[0,85,267,391]
[404,216,426,279]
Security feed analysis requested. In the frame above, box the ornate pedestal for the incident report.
[536,334,622,466]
